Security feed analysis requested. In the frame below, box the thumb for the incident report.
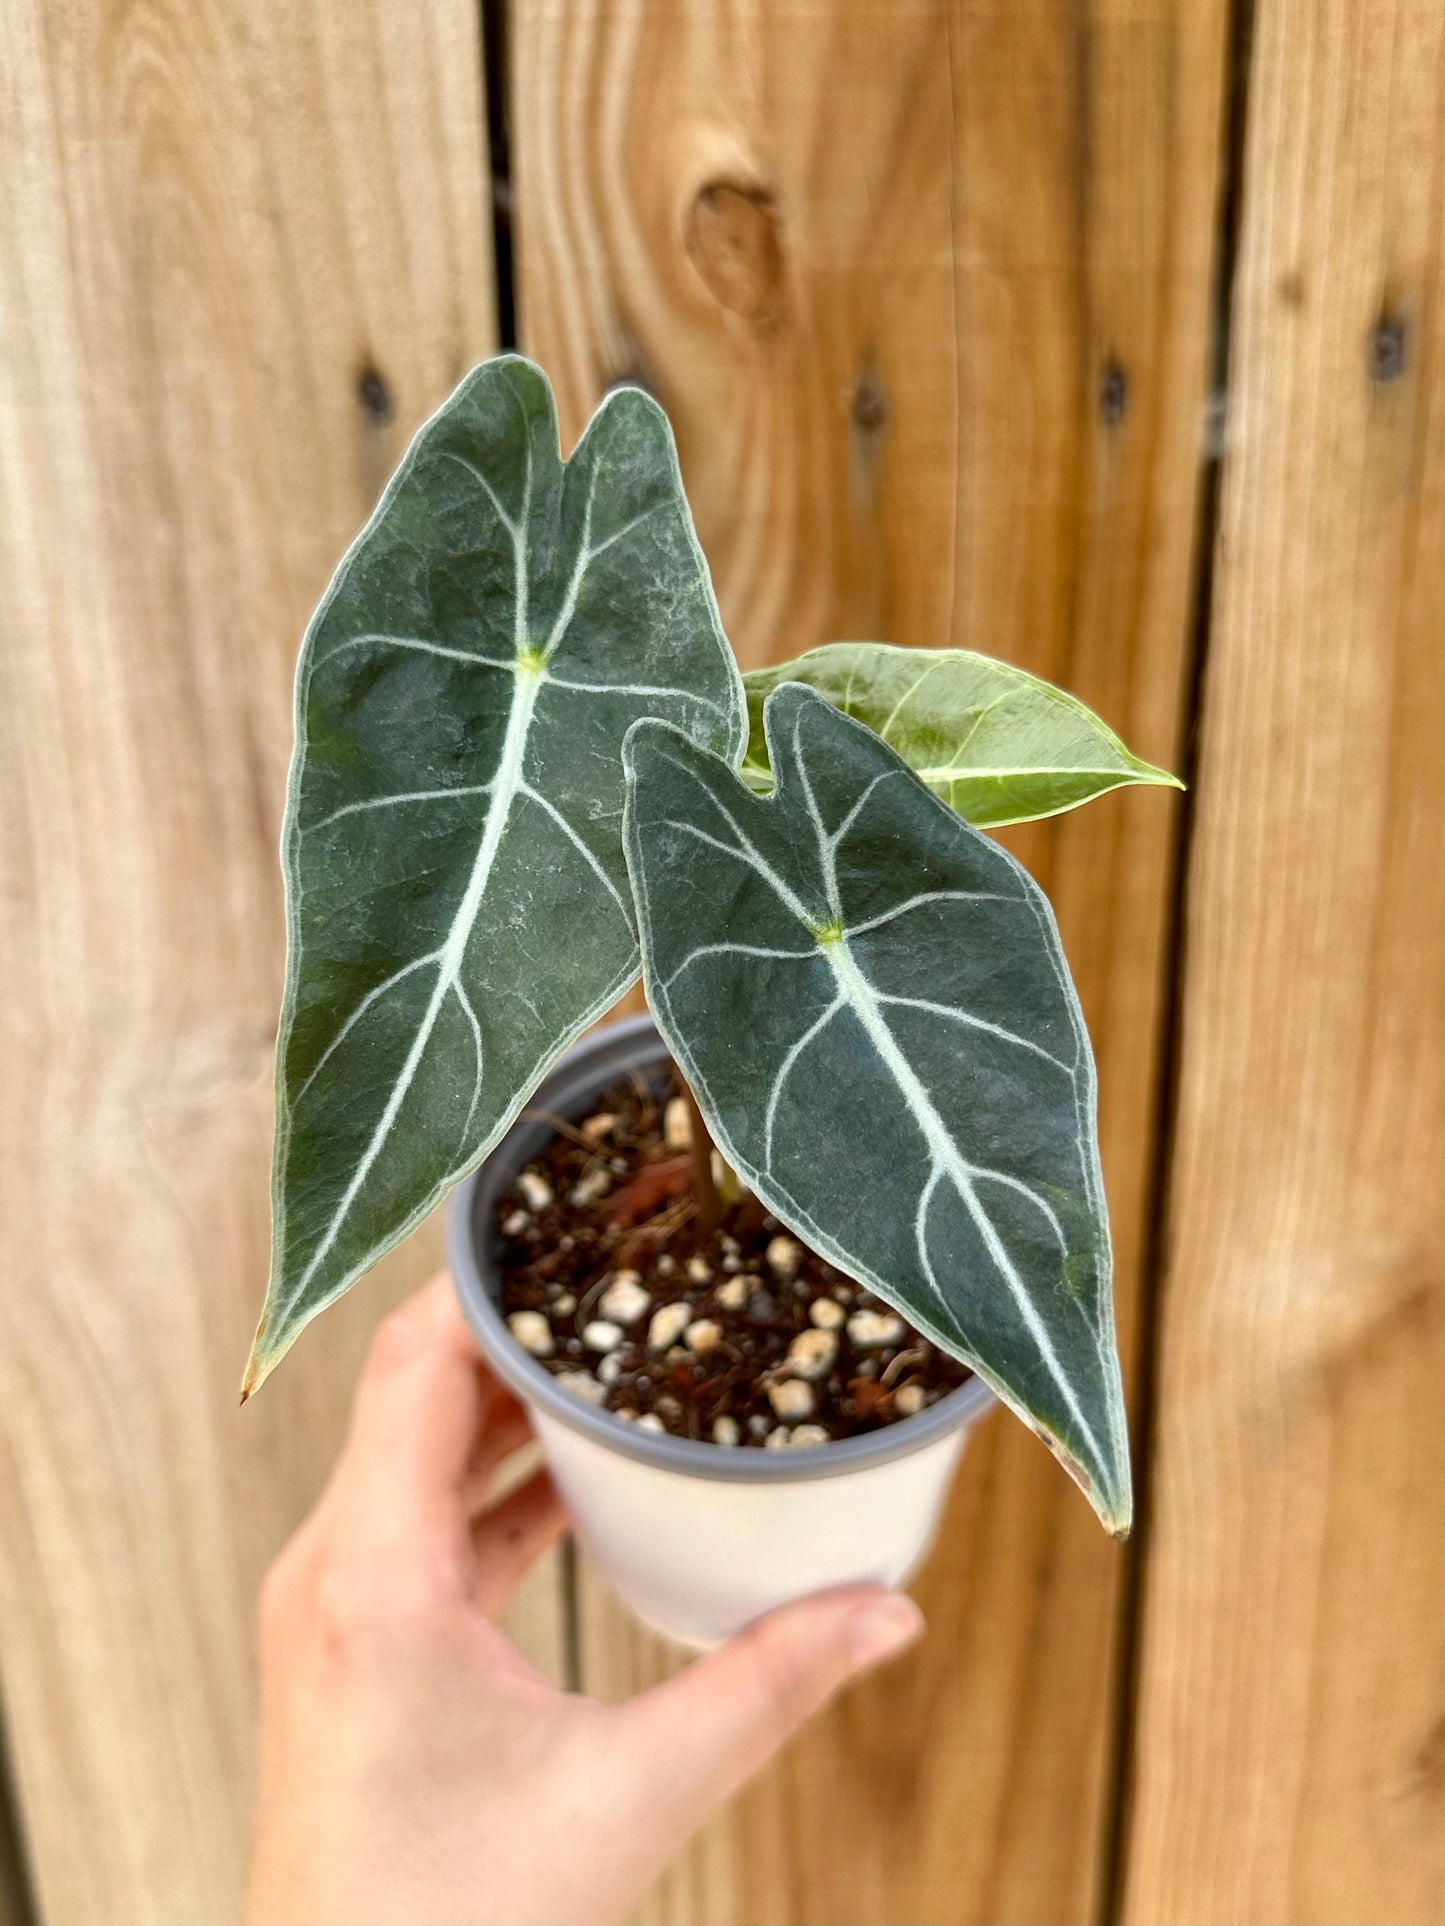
[615,1585,924,1814]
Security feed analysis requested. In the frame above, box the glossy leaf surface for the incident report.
[250,358,743,1389]
[742,642,1180,826]
[625,684,1131,1530]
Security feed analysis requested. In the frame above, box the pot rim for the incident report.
[447,1012,996,1486]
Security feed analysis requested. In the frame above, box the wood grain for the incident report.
[513,2,1228,1917]
[1121,0,1445,1919]
[0,6,564,1922]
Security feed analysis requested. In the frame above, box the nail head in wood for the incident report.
[1368,314,1406,383]
[355,362,393,424]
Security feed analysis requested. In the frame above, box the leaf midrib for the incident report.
[819,933,1103,1466]
[283,443,699,1319]
[283,656,545,1320]
[660,725,1109,1477]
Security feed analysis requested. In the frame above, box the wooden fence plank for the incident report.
[1121,1,1444,1920]
[0,7,563,1921]
[512,3,1227,1918]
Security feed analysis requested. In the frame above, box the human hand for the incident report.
[246,1273,925,1925]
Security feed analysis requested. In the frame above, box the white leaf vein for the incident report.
[664,940,816,989]
[452,977,484,1139]
[764,997,845,1171]
[844,889,1018,938]
[874,991,1074,1074]
[519,783,630,921]
[326,633,516,671]
[306,783,494,834]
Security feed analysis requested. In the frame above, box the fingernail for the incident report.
[845,1593,925,1669]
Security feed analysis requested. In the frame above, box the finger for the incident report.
[458,1396,536,1513]
[471,1470,568,1612]
[614,1586,923,1812]
[333,1272,495,1527]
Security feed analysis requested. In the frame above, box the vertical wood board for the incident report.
[1122,0,1445,1919]
[0,6,564,1922]
[512,3,1228,1918]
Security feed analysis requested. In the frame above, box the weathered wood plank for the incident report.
[0,7,563,1922]
[1121,0,1445,1920]
[513,2,1227,1917]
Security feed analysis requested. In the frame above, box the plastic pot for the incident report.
[448,1014,996,1647]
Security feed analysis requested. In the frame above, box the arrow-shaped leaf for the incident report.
[742,642,1180,827]
[624,683,1131,1531]
[249,357,744,1391]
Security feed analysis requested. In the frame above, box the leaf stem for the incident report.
[681,1080,723,1240]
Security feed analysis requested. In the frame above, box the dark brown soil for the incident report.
[494,1070,971,1450]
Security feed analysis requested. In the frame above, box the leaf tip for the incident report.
[240,1314,290,1404]
[239,1349,268,1405]
[1139,762,1186,793]
[1032,1421,1133,1537]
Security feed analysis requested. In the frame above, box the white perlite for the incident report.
[581,1111,617,1140]
[507,1310,553,1357]
[582,1319,623,1353]
[647,1301,690,1351]
[768,1377,816,1421]
[597,1352,624,1386]
[570,1167,613,1207]
[501,1208,529,1237]
[663,1096,692,1149]
[809,1296,845,1330]
[847,1309,907,1349]
[765,1235,801,1280]
[893,1383,926,1416]
[714,1275,748,1310]
[711,1415,741,1447]
[685,1317,723,1353]
[556,1370,605,1405]
[517,1169,553,1212]
[685,1254,712,1284]
[599,1272,651,1325]
[787,1424,831,1448]
[551,1292,576,1316]
[764,1426,792,1449]
[635,1412,666,1433]
[785,1329,838,1380]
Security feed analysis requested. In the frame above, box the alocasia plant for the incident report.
[248,355,1178,1535]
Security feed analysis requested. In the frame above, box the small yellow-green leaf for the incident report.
[741,643,1181,827]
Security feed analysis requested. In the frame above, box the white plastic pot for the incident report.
[449,1015,996,1648]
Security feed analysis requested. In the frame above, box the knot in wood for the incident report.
[684,181,784,325]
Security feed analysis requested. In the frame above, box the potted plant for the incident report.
[245,356,1179,1645]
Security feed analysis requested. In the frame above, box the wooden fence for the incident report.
[0,1,1439,1921]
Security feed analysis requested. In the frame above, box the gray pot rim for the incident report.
[448,1012,995,1486]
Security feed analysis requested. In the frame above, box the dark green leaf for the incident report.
[249,358,743,1390]
[625,683,1131,1531]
